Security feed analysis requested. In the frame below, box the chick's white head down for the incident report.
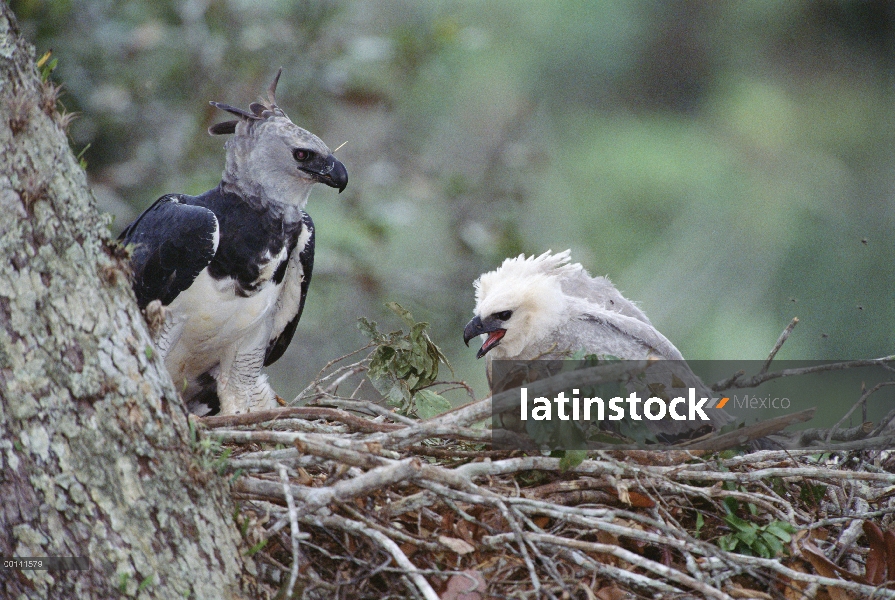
[465,250,675,361]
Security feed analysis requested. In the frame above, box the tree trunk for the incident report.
[0,4,260,598]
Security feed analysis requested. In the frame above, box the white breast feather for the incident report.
[163,267,280,384]
[271,223,312,341]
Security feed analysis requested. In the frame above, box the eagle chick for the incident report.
[464,250,731,437]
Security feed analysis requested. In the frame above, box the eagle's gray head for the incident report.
[209,69,348,209]
[464,250,581,359]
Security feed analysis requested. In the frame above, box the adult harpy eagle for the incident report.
[463,250,731,437]
[119,70,347,415]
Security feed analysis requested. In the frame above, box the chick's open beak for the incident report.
[463,315,506,359]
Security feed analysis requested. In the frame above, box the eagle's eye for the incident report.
[293,148,313,162]
[494,310,513,321]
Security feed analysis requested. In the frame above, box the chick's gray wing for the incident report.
[560,271,652,325]
[574,310,685,360]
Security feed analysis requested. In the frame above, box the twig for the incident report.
[685,408,816,451]
[278,463,301,598]
[483,532,735,600]
[305,513,440,600]
[760,317,799,375]
[200,406,403,432]
[555,547,683,594]
[292,344,374,402]
[339,503,444,552]
[309,396,418,425]
[827,381,895,443]
[797,422,873,446]
[717,356,895,391]
[408,445,516,460]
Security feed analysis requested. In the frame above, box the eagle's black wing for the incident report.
[264,211,314,366]
[118,195,218,309]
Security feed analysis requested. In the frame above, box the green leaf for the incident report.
[760,531,784,555]
[725,513,754,533]
[386,301,416,328]
[753,538,773,558]
[723,496,738,514]
[694,512,705,538]
[414,389,452,419]
[357,317,382,342]
[245,539,268,556]
[387,383,409,406]
[717,535,736,552]
[559,449,587,471]
[765,522,794,542]
[360,302,452,415]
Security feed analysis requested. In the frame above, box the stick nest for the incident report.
[195,339,895,600]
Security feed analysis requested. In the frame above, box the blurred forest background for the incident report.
[11,0,894,402]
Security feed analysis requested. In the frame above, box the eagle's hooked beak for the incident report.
[301,154,348,193]
[463,315,506,359]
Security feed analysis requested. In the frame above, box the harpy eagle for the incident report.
[463,250,731,437]
[119,70,347,416]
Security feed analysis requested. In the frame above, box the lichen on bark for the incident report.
[0,4,260,598]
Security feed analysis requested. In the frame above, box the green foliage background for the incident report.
[12,0,894,401]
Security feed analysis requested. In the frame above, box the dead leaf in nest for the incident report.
[625,490,655,508]
[885,529,895,585]
[615,482,630,505]
[596,530,619,546]
[532,516,550,529]
[455,519,476,545]
[608,482,656,508]
[439,535,475,555]
[441,569,486,600]
[726,583,772,599]
[801,540,861,600]
[855,520,895,589]
[441,511,454,531]
[621,449,703,466]
[399,542,417,558]
[779,559,813,599]
[594,583,632,599]
[865,521,886,585]
[794,527,829,545]
[295,467,313,485]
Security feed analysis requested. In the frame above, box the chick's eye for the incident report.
[494,310,513,321]
[293,148,312,162]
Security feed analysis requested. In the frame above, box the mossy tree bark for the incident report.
[0,4,259,598]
